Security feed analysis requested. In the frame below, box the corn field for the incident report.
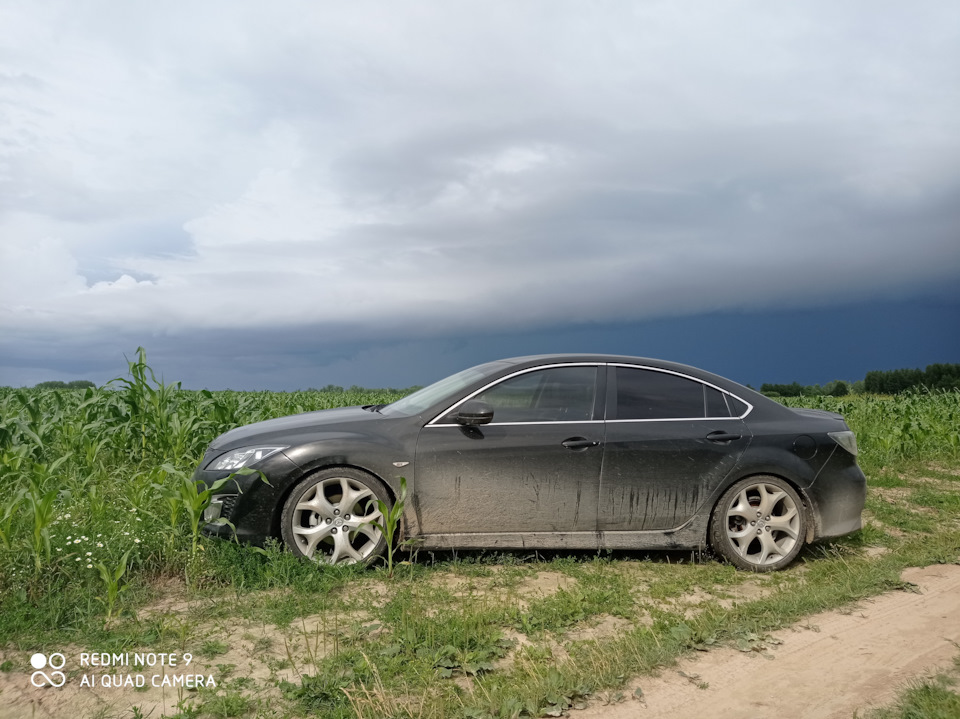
[0,349,958,634]
[778,391,960,463]
[0,350,407,635]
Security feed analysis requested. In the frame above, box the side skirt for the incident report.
[415,515,709,551]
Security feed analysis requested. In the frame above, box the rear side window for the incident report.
[706,386,731,418]
[615,368,707,420]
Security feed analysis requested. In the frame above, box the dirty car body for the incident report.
[195,355,866,571]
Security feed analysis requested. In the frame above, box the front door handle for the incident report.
[562,437,600,450]
[706,430,742,443]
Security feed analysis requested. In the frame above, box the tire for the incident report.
[280,468,391,565]
[710,476,806,572]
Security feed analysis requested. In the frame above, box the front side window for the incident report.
[467,366,598,423]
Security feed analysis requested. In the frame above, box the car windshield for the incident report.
[381,360,510,417]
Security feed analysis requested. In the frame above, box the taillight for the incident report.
[828,431,858,456]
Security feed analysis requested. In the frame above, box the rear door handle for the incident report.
[562,437,600,450]
[706,430,742,443]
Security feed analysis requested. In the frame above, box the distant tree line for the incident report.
[305,384,424,394]
[32,380,97,390]
[760,380,852,397]
[863,363,960,394]
[16,365,958,396]
[761,363,960,397]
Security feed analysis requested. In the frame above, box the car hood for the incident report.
[211,406,380,449]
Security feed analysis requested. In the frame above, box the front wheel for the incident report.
[280,468,391,565]
[710,476,806,572]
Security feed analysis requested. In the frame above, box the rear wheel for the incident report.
[710,476,805,571]
[280,468,391,565]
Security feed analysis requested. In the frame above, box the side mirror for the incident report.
[456,400,494,426]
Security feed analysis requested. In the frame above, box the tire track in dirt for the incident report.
[578,564,960,719]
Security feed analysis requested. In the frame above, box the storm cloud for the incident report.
[2,2,959,388]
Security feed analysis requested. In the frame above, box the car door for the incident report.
[598,365,750,531]
[414,364,604,534]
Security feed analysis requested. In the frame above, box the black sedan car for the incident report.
[195,355,866,571]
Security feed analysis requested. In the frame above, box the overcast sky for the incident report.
[2,1,958,390]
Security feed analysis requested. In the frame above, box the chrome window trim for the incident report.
[426,361,753,426]
[426,362,603,427]
[427,419,605,428]
[608,362,754,421]
[606,416,744,424]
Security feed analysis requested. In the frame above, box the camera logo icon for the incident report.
[30,653,66,688]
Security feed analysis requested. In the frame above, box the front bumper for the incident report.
[193,450,303,544]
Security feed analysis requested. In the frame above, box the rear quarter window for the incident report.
[726,394,749,417]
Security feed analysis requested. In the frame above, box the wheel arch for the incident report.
[707,471,818,548]
[270,462,397,540]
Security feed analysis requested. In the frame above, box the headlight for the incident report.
[828,431,858,456]
[207,446,287,470]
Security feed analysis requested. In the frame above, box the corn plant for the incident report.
[12,390,61,460]
[24,484,57,573]
[108,347,209,463]
[22,457,70,572]
[152,464,265,560]
[368,476,407,578]
[95,547,133,619]
[0,486,25,550]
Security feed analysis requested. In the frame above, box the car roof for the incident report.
[494,353,774,407]
[498,353,724,379]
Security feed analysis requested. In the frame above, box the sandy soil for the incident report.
[577,563,960,719]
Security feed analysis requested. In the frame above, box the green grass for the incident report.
[860,654,960,719]
[866,493,938,533]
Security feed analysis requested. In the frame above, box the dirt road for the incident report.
[578,563,960,719]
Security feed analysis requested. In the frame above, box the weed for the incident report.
[201,690,253,718]
[199,639,229,657]
[280,650,374,713]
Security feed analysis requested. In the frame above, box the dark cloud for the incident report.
[3,295,958,391]
[1,2,959,387]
